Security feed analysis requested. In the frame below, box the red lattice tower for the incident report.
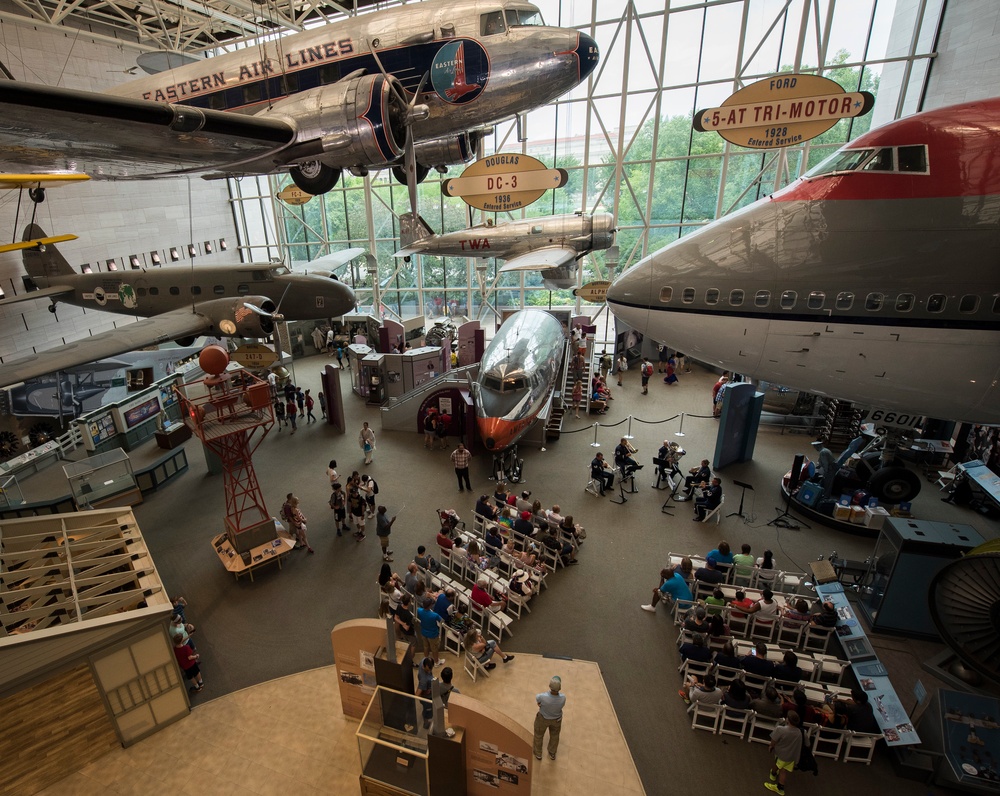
[175,345,275,543]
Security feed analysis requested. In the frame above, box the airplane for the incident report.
[607,97,1000,432]
[0,225,357,388]
[395,211,616,290]
[472,309,563,457]
[0,0,599,196]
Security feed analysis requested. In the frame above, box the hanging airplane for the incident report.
[0,225,358,388]
[607,97,1000,428]
[472,309,563,461]
[0,0,599,196]
[395,211,616,289]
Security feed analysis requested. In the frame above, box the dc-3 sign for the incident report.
[694,74,874,149]
[442,153,567,212]
[277,184,313,206]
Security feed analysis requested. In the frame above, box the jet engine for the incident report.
[196,297,276,338]
[262,74,407,193]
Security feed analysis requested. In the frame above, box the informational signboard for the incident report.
[232,343,278,369]
[694,74,874,149]
[573,280,611,303]
[442,153,567,212]
[276,184,313,206]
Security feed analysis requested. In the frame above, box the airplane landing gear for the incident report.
[491,446,524,484]
[291,161,340,194]
[392,163,429,186]
[29,187,46,204]
[47,303,57,314]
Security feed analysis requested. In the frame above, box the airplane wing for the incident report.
[0,309,213,388]
[0,285,76,304]
[497,247,578,273]
[304,248,367,270]
[0,174,90,189]
[0,82,296,177]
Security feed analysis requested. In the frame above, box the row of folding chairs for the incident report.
[689,703,882,764]
[672,598,833,654]
[667,550,812,595]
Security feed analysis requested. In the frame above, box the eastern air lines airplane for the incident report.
[0,0,598,194]
[607,98,1000,426]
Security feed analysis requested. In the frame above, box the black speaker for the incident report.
[788,453,806,493]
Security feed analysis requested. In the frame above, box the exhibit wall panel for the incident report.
[0,25,238,367]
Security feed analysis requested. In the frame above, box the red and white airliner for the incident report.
[607,98,1000,426]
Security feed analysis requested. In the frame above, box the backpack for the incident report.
[642,363,653,376]
[798,729,819,776]
[371,480,379,495]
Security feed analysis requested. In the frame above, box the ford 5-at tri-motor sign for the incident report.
[694,74,874,149]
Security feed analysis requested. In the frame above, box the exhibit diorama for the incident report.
[0,0,999,794]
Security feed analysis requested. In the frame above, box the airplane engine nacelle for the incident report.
[197,297,276,338]
[413,131,482,170]
[263,75,407,169]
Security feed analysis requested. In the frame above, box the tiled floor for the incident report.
[40,654,644,796]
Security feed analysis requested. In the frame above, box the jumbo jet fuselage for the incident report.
[607,98,1000,425]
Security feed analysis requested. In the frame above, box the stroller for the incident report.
[437,508,465,535]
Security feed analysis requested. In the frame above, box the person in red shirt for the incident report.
[471,576,502,611]
[173,636,204,692]
[730,589,756,617]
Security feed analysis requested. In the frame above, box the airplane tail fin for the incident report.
[22,224,76,280]
[397,213,435,255]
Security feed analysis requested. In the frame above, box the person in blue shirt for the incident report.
[706,540,734,566]
[416,597,445,665]
[641,565,693,612]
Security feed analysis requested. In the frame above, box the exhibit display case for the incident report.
[357,686,430,796]
[63,448,141,509]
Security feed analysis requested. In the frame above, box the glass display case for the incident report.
[357,686,430,796]
[0,474,23,508]
[64,448,141,509]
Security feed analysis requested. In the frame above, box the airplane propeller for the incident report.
[242,283,292,367]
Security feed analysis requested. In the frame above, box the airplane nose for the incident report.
[576,33,599,81]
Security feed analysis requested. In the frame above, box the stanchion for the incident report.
[623,415,634,441]
[590,423,601,448]
[674,412,686,438]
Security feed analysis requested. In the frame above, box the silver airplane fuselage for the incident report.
[607,98,1000,425]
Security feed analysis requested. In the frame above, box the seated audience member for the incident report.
[782,686,828,726]
[471,576,502,611]
[484,525,504,557]
[463,627,514,671]
[723,679,752,710]
[513,510,535,537]
[467,540,486,569]
[414,545,440,574]
[403,562,421,594]
[378,562,401,589]
[436,528,454,550]
[683,605,710,634]
[731,543,755,578]
[677,459,712,500]
[678,633,713,664]
[751,684,784,718]
[755,549,778,584]
[450,538,468,567]
[493,483,509,509]
[508,569,534,600]
[694,558,726,585]
[394,594,417,652]
[730,589,756,617]
[706,613,730,639]
[773,650,803,683]
[840,689,881,734]
[740,642,776,678]
[531,500,548,526]
[475,495,499,521]
[681,673,723,706]
[641,566,693,612]
[809,600,839,628]
[546,504,565,529]
[706,541,734,566]
[516,490,533,514]
[503,539,541,571]
[433,588,455,623]
[705,588,726,615]
[541,527,577,565]
[713,640,741,670]
[677,557,695,587]
[783,598,811,625]
[381,580,402,615]
[694,477,723,521]
[745,587,780,625]
[559,515,585,546]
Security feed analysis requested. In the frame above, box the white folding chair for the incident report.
[779,570,810,595]
[814,654,850,686]
[690,701,722,733]
[803,624,833,654]
[506,591,529,618]
[442,625,463,658]
[463,649,490,682]
[776,618,807,648]
[748,616,776,643]
[811,725,849,760]
[719,707,752,740]
[843,731,882,764]
[700,495,725,524]
[748,711,780,745]
[585,472,602,497]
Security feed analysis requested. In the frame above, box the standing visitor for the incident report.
[532,676,566,761]
[640,357,653,394]
[375,505,396,562]
[359,421,376,464]
[451,442,473,492]
[765,711,803,795]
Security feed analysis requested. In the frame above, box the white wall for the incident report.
[0,22,238,363]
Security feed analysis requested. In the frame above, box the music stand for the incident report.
[727,480,754,519]
[611,470,637,504]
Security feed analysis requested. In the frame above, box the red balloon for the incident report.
[199,344,230,375]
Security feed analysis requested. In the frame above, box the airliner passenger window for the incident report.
[282,74,299,95]
[927,294,946,312]
[994,296,1000,313]
[237,284,250,295]
[896,293,914,311]
[242,84,262,104]
[149,287,159,296]
[208,93,227,111]
[865,292,883,311]
[506,9,543,26]
[214,285,225,295]
[320,64,341,85]
[835,292,853,310]
[897,145,928,173]
[862,149,893,171]
[682,288,695,304]
[191,286,202,295]
[959,294,979,314]
[754,290,770,307]
[780,291,796,309]
[705,289,720,305]
[729,289,744,306]
[481,11,506,35]
[658,287,672,303]
[169,286,180,296]
[807,291,825,309]
[137,288,147,297]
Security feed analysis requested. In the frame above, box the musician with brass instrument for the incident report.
[614,437,643,478]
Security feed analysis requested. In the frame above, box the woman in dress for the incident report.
[571,380,583,418]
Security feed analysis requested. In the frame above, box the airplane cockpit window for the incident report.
[269,265,290,276]
[729,289,744,306]
[807,291,825,309]
[959,294,979,314]
[897,145,928,173]
[705,288,720,305]
[835,291,854,310]
[754,290,770,307]
[483,374,503,391]
[506,377,527,391]
[896,293,915,311]
[506,9,544,26]
[804,148,873,178]
[927,293,946,313]
[681,288,695,303]
[862,149,894,171]
[780,290,797,309]
[481,11,506,35]
[865,292,884,311]
[659,287,672,303]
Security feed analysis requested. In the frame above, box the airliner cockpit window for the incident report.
[269,265,290,276]
[506,377,527,391]
[484,375,503,391]
[897,145,928,173]
[862,149,893,171]
[506,9,544,26]
[481,11,506,35]
[804,148,874,178]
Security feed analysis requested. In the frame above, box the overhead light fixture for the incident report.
[169,247,180,262]
[204,240,213,254]
[106,258,118,271]
[150,251,161,265]
[188,244,197,258]
[129,254,141,269]
[219,238,227,251]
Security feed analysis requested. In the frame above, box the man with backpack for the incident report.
[640,357,654,394]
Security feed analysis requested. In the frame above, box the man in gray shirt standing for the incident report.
[533,676,566,762]
[765,711,803,795]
